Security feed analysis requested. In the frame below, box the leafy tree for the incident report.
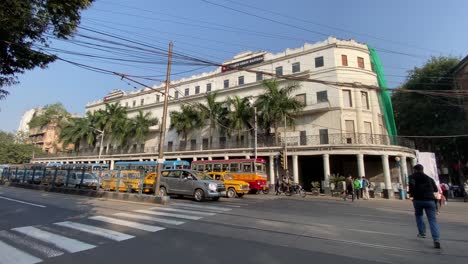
[59,113,96,151]
[392,56,465,163]
[0,131,41,163]
[226,95,254,142]
[28,103,71,130]
[0,0,94,99]
[169,104,204,147]
[93,103,128,148]
[254,79,304,144]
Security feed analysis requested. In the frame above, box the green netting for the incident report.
[367,46,398,137]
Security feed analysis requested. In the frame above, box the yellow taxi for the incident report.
[101,170,141,192]
[207,172,250,198]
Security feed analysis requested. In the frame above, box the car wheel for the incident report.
[159,186,167,196]
[194,189,205,202]
[227,188,236,198]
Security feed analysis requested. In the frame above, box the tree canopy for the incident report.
[0,0,94,99]
[392,56,465,160]
[0,131,41,163]
[28,102,71,129]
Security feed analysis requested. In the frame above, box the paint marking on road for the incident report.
[0,230,63,258]
[54,221,134,241]
[348,229,401,237]
[0,240,42,264]
[12,226,95,253]
[0,196,46,208]
[89,216,165,232]
[150,207,216,216]
[114,212,185,225]
[171,203,232,212]
[135,210,202,220]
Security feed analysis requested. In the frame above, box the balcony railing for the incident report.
[34,133,414,158]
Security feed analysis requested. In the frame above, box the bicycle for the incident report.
[283,183,307,198]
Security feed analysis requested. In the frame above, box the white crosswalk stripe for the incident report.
[135,209,202,220]
[12,226,95,253]
[149,206,216,216]
[0,240,42,264]
[0,230,63,258]
[114,212,185,225]
[89,216,165,232]
[54,221,134,241]
[172,203,232,212]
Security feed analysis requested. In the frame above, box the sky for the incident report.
[1,0,467,132]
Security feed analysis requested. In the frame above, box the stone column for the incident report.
[245,155,250,159]
[208,157,213,161]
[224,156,229,160]
[292,155,299,184]
[110,160,115,170]
[269,155,275,185]
[323,154,331,194]
[357,153,365,177]
[354,88,363,134]
[192,157,197,161]
[411,157,417,167]
[401,156,409,197]
[381,154,393,199]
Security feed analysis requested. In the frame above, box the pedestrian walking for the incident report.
[343,175,354,201]
[440,183,449,201]
[408,164,441,249]
[353,177,361,200]
[275,176,280,195]
[434,182,443,214]
[361,176,370,200]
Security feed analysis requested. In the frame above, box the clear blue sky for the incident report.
[1,0,467,132]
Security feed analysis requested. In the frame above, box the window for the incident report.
[364,122,372,135]
[195,86,200,94]
[292,62,300,73]
[132,100,136,107]
[224,79,229,88]
[361,91,369,110]
[125,102,128,107]
[140,99,144,106]
[315,56,324,68]
[202,138,209,149]
[317,91,328,103]
[275,66,283,76]
[185,88,189,96]
[206,83,212,93]
[343,90,352,107]
[238,76,244,85]
[300,130,307,145]
[345,120,355,144]
[319,129,329,144]
[295,93,306,105]
[341,55,348,66]
[256,72,263,81]
[174,91,179,99]
[156,95,160,102]
[357,57,365,69]
[190,139,196,150]
[219,136,226,148]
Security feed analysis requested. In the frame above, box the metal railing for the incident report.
[35,133,414,158]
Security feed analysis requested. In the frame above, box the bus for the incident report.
[191,158,268,193]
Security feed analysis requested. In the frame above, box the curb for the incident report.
[1,181,170,205]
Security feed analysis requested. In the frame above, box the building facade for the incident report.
[33,37,417,198]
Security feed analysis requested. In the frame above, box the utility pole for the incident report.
[283,116,288,172]
[154,41,173,197]
[254,106,258,161]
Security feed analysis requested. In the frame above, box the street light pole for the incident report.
[154,41,173,198]
[94,128,104,192]
[254,106,257,161]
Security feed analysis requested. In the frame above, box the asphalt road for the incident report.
[0,185,467,264]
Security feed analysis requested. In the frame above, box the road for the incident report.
[0,185,467,264]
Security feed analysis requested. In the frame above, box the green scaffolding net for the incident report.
[367,46,398,137]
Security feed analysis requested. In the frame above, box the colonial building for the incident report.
[33,37,417,198]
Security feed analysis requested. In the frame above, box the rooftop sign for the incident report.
[221,55,264,72]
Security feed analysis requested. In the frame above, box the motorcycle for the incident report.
[283,182,306,197]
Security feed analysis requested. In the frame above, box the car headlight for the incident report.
[208,183,217,191]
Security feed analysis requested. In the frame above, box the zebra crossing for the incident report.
[0,201,239,264]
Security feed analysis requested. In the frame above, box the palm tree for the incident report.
[254,79,304,145]
[128,110,159,144]
[226,95,254,144]
[169,104,204,148]
[59,115,95,151]
[196,92,225,147]
[93,103,128,150]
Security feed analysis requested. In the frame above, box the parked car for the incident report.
[102,170,141,192]
[67,172,99,189]
[207,172,249,198]
[158,169,226,202]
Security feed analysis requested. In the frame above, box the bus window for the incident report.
[230,163,239,172]
[213,164,222,172]
[222,164,229,172]
[205,164,213,172]
[242,163,252,172]
[196,164,205,171]
[255,163,265,172]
